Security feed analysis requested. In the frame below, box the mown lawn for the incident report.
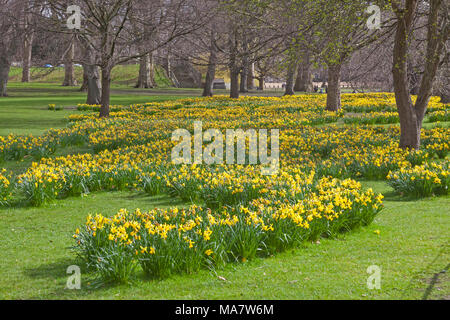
[0,85,448,300]
[0,82,195,136]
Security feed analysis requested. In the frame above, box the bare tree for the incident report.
[0,0,25,96]
[202,30,218,97]
[45,0,209,117]
[391,0,448,149]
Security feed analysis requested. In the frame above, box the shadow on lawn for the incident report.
[23,257,112,299]
[23,257,80,280]
[119,193,187,208]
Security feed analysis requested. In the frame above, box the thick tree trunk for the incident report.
[21,32,33,83]
[247,62,255,90]
[0,59,11,97]
[63,41,76,86]
[136,53,155,88]
[326,64,342,111]
[86,65,101,105]
[258,76,264,91]
[413,0,445,127]
[203,32,217,97]
[391,0,444,149]
[295,53,314,92]
[230,66,240,99]
[202,57,216,97]
[99,67,111,117]
[284,62,298,96]
[392,0,420,149]
[294,64,303,92]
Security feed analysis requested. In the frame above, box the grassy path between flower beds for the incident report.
[0,181,448,300]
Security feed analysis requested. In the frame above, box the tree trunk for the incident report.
[21,32,33,83]
[437,58,449,103]
[136,53,155,88]
[294,64,303,92]
[392,0,420,149]
[0,59,11,97]
[202,56,216,97]
[413,0,446,129]
[230,66,240,99]
[80,65,88,92]
[86,65,101,105]
[440,75,450,103]
[229,33,240,99]
[284,62,298,96]
[391,0,444,149]
[203,32,217,97]
[99,66,111,117]
[258,76,264,91]
[63,41,76,86]
[149,53,155,87]
[247,62,255,90]
[240,64,248,93]
[326,64,342,111]
[295,53,314,92]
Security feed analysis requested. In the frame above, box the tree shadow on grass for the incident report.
[22,257,117,299]
[382,190,445,203]
[23,257,83,281]
[381,190,416,202]
[118,193,187,208]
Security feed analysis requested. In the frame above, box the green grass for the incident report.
[0,83,193,136]
[0,182,448,300]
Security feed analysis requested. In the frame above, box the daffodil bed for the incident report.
[1,93,449,283]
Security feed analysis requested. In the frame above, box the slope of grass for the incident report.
[8,65,172,88]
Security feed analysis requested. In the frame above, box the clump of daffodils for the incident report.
[74,176,384,283]
[388,162,449,198]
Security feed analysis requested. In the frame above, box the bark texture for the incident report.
[63,41,77,86]
[99,66,111,117]
[295,53,314,92]
[230,66,240,99]
[247,62,255,90]
[284,62,298,96]
[21,32,33,82]
[136,53,155,88]
[258,77,264,91]
[437,57,449,103]
[0,59,11,97]
[80,65,88,92]
[240,65,248,93]
[202,32,217,97]
[326,64,342,111]
[86,65,101,105]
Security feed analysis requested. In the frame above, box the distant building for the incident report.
[264,82,285,89]
[212,79,226,90]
